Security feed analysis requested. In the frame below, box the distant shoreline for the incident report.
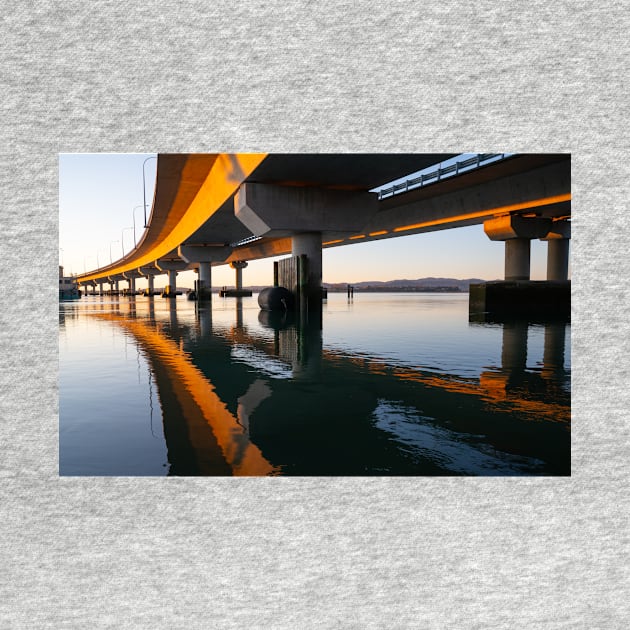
[325,287,465,293]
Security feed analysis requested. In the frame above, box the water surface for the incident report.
[59,293,570,476]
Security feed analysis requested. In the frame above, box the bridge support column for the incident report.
[198,261,212,300]
[108,277,121,294]
[484,215,552,281]
[547,239,570,281]
[292,232,322,313]
[156,259,189,298]
[504,239,531,281]
[123,272,141,296]
[168,270,177,296]
[138,265,160,296]
[178,245,232,300]
[470,214,569,319]
[230,260,247,290]
[541,220,571,282]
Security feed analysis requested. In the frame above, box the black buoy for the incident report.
[258,286,295,311]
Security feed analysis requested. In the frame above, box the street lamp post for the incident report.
[142,156,157,228]
[110,240,119,264]
[132,205,144,246]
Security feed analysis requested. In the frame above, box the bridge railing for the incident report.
[377,153,509,200]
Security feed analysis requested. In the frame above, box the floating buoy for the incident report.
[258,286,294,311]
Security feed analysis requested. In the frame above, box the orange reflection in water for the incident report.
[334,353,569,425]
[92,312,279,476]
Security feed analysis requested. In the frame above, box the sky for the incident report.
[58,153,557,288]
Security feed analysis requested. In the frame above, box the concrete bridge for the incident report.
[76,153,570,313]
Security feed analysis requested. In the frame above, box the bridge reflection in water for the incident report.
[62,295,569,476]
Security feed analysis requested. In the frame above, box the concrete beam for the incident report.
[178,244,232,264]
[138,263,162,276]
[484,215,552,241]
[484,215,553,281]
[235,183,378,237]
[155,259,189,272]
[541,219,571,241]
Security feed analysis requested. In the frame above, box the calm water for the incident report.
[59,293,570,476]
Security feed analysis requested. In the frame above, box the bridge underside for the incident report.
[77,153,570,284]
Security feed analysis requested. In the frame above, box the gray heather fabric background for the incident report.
[1,1,628,628]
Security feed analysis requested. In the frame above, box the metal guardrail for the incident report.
[230,235,262,248]
[377,153,509,200]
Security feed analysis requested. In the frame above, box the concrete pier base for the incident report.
[219,288,253,297]
[198,261,212,300]
[469,281,570,319]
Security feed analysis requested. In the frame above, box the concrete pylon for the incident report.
[484,215,552,281]
[230,260,248,290]
[123,271,142,295]
[541,220,570,281]
[178,245,232,300]
[138,264,160,296]
[198,262,211,299]
[124,276,136,294]
[168,270,177,294]
[156,259,189,297]
[505,239,531,281]
[108,276,122,294]
[292,232,322,313]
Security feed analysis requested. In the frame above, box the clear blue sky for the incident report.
[59,153,554,288]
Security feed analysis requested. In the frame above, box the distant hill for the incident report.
[323,277,490,292]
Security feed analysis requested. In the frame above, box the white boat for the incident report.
[59,266,80,300]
